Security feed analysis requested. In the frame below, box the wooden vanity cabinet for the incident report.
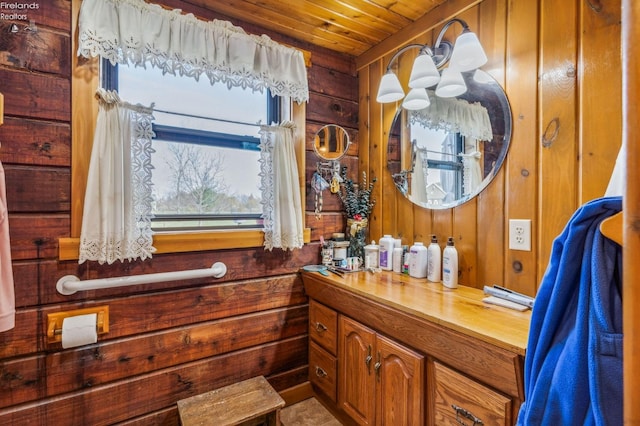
[302,271,530,426]
[309,300,339,402]
[339,315,424,425]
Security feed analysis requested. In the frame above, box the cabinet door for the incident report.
[376,334,424,426]
[339,315,376,425]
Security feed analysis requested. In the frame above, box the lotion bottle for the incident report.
[427,235,441,282]
[378,235,395,271]
[442,237,459,288]
[409,242,428,278]
[392,241,404,273]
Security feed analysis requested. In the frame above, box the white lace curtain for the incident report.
[77,0,309,103]
[79,89,156,265]
[259,122,304,251]
[410,93,493,141]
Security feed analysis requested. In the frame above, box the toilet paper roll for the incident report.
[61,313,98,349]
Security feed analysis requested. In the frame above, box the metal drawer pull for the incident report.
[315,322,328,333]
[451,404,483,426]
[315,366,328,378]
[374,352,381,381]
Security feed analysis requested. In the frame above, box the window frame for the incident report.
[61,0,309,260]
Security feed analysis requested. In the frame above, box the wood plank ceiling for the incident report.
[184,0,449,57]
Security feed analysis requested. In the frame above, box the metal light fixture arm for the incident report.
[431,18,471,68]
[384,43,435,73]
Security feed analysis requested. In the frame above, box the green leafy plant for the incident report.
[338,167,376,220]
[338,167,376,260]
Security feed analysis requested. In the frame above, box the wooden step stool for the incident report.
[177,376,285,426]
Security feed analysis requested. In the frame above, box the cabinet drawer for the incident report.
[309,300,338,355]
[433,361,512,426]
[309,341,337,402]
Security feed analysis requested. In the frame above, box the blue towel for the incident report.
[517,196,622,426]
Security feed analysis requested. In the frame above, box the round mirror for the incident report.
[314,124,351,160]
[387,70,512,209]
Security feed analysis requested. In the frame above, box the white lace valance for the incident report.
[409,92,493,141]
[77,0,309,103]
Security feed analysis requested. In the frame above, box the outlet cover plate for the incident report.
[509,219,531,251]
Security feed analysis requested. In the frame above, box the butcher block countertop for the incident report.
[301,269,531,356]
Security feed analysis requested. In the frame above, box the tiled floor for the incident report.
[280,397,343,425]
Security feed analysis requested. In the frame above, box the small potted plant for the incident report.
[337,167,376,259]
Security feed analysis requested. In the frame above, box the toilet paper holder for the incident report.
[47,306,109,345]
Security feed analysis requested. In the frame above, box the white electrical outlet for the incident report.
[509,219,531,251]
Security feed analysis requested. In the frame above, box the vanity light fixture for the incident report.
[376,18,488,110]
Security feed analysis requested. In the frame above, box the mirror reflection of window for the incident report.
[386,69,512,210]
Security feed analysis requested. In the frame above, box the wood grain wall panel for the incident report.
[8,214,69,260]
[4,166,70,212]
[0,22,70,76]
[578,0,621,202]
[116,407,180,426]
[1,0,72,31]
[0,310,39,358]
[308,63,358,101]
[306,92,359,130]
[1,306,307,408]
[45,248,316,306]
[623,0,640,421]
[0,337,307,425]
[0,70,70,122]
[503,0,539,295]
[537,0,579,281]
[306,214,345,241]
[0,118,71,167]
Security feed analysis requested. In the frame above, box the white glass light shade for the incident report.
[408,54,440,88]
[448,31,488,72]
[435,68,467,98]
[402,88,430,110]
[472,69,493,84]
[376,72,405,103]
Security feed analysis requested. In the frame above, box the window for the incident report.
[412,127,464,201]
[62,14,308,259]
[102,60,285,232]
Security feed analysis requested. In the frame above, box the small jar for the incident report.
[363,241,379,269]
[333,240,350,261]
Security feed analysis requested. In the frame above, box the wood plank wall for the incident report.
[0,1,356,424]
[356,0,622,297]
[623,0,640,422]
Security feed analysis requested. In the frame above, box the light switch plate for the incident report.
[509,219,531,251]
